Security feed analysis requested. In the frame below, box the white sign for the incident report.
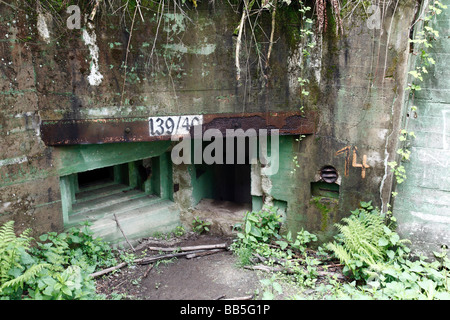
[149,115,203,137]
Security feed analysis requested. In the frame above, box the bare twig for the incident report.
[221,295,254,300]
[136,249,215,265]
[244,264,295,274]
[143,263,154,278]
[136,0,145,22]
[113,213,135,252]
[235,3,247,80]
[146,0,165,69]
[265,0,277,69]
[120,2,139,106]
[90,245,227,278]
[186,249,225,259]
[90,262,128,278]
[146,243,228,252]
[245,264,347,280]
[88,0,102,21]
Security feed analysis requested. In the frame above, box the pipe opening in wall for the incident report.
[320,165,338,184]
[311,165,340,199]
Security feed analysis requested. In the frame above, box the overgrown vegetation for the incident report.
[192,216,211,234]
[0,221,116,300]
[230,203,450,300]
[2,201,449,300]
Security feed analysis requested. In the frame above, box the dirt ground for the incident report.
[95,233,266,300]
[95,232,346,300]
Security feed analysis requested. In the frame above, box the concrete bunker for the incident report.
[57,141,179,244]
[39,112,315,242]
[183,134,288,236]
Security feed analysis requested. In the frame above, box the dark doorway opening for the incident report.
[194,137,253,206]
[212,164,252,204]
[77,166,114,188]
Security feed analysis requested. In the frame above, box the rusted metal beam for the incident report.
[40,111,316,146]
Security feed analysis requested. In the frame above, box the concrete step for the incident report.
[76,182,133,203]
[66,182,180,244]
[72,188,148,215]
[88,199,180,244]
[68,194,165,226]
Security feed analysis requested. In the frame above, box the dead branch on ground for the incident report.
[90,244,227,278]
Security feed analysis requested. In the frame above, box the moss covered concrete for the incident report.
[0,0,433,251]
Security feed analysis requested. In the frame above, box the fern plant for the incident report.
[327,201,404,280]
[0,221,49,298]
[0,220,115,300]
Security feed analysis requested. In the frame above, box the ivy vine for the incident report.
[388,0,447,199]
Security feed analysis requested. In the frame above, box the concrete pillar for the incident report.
[59,175,74,224]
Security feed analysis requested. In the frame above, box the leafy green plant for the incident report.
[173,226,186,237]
[0,221,50,299]
[235,206,283,246]
[28,265,97,300]
[0,220,116,300]
[325,201,450,300]
[32,221,117,272]
[326,201,409,280]
[192,217,211,235]
[260,275,283,300]
[395,0,447,188]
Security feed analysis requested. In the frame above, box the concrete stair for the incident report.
[66,182,180,244]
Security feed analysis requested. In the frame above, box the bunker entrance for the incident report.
[190,138,254,234]
[194,137,253,206]
[211,164,252,204]
[59,147,178,244]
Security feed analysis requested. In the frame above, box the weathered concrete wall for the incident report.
[393,0,450,255]
[288,1,418,242]
[0,0,304,236]
[0,0,429,248]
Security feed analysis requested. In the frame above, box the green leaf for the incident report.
[435,292,450,300]
[70,235,82,244]
[409,263,425,273]
[260,279,272,286]
[245,220,251,234]
[383,225,392,235]
[262,291,274,300]
[275,241,288,250]
[378,237,389,247]
[390,234,400,245]
[250,226,262,238]
[418,279,436,291]
[272,282,283,294]
[61,286,72,296]
[386,250,395,260]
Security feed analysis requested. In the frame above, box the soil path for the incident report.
[96,233,266,300]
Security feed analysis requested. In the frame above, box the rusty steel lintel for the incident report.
[40,111,316,146]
